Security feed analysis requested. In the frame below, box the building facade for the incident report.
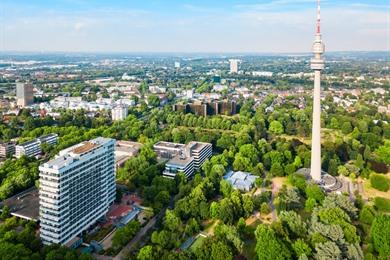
[185,141,212,170]
[111,106,128,121]
[155,141,212,179]
[16,82,34,108]
[15,134,58,158]
[39,137,116,245]
[0,142,15,158]
[163,156,194,179]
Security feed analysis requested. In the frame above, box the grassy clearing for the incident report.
[189,236,206,252]
[362,174,390,200]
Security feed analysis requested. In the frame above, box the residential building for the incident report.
[111,105,128,121]
[174,62,181,68]
[173,100,238,116]
[15,134,58,158]
[16,82,34,108]
[0,142,15,158]
[39,137,116,245]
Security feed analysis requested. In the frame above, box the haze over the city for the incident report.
[1,0,389,53]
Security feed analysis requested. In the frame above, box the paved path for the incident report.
[114,216,157,260]
[114,208,165,260]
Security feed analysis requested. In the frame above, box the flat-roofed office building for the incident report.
[158,141,212,179]
[185,141,212,170]
[39,137,116,245]
[163,155,194,179]
[15,134,58,158]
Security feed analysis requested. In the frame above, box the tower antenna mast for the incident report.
[316,0,321,34]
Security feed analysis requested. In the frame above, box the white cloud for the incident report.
[0,3,388,52]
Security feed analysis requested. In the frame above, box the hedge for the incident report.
[370,174,390,192]
[374,197,390,213]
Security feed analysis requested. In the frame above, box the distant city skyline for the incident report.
[0,0,389,53]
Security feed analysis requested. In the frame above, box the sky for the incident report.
[0,0,389,53]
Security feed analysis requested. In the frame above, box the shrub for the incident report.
[374,197,390,213]
[359,206,376,225]
[370,174,390,192]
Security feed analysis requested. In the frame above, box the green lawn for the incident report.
[189,236,206,252]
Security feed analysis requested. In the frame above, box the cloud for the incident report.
[74,22,85,31]
[0,1,388,52]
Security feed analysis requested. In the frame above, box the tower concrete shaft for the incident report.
[310,0,325,182]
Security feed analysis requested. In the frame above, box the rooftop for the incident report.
[0,187,39,221]
[167,155,194,167]
[71,142,97,154]
[41,137,114,170]
[154,141,185,150]
[186,141,211,152]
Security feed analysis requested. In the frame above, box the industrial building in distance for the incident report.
[173,100,238,117]
[153,141,212,179]
[15,133,58,158]
[39,137,116,245]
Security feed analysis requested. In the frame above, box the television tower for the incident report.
[310,0,325,182]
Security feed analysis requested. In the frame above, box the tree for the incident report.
[137,246,153,260]
[341,122,353,134]
[292,239,311,258]
[269,121,284,135]
[220,180,232,198]
[255,224,292,260]
[314,242,342,259]
[359,206,376,225]
[260,202,271,215]
[370,214,390,258]
[1,205,10,220]
[242,195,254,217]
[218,198,235,224]
[305,198,317,212]
[211,240,233,260]
[210,202,220,219]
[305,184,325,203]
[375,143,390,164]
[270,163,284,176]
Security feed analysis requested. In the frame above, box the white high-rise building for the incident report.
[112,105,128,121]
[310,0,325,182]
[174,61,181,68]
[229,59,239,73]
[39,137,116,245]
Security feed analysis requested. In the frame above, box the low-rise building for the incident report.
[224,170,258,192]
[163,155,194,179]
[156,141,212,179]
[115,141,143,167]
[153,141,185,159]
[15,134,58,158]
